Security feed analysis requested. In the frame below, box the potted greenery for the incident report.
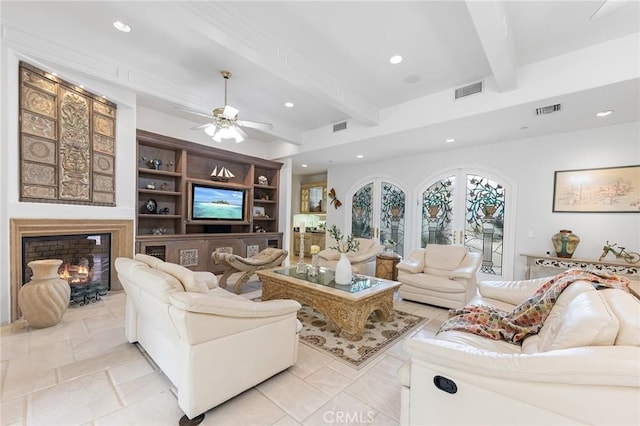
[383,238,396,253]
[328,225,360,253]
[328,225,360,284]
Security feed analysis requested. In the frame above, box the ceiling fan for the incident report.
[178,70,273,143]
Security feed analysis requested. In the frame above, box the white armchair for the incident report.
[318,238,384,276]
[397,244,481,308]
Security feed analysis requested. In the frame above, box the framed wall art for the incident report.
[552,165,640,213]
[253,206,266,217]
[19,61,117,206]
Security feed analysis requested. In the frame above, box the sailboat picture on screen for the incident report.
[190,183,246,221]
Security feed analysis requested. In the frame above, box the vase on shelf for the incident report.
[334,253,352,285]
[18,259,70,328]
[551,230,580,258]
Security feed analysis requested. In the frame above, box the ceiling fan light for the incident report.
[204,124,216,137]
[233,132,244,143]
[218,127,234,139]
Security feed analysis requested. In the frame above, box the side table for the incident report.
[376,252,401,281]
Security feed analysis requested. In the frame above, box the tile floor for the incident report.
[0,281,449,426]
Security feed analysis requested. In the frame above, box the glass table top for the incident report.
[274,267,387,294]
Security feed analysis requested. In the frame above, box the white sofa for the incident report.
[398,276,640,425]
[115,254,302,423]
[318,238,383,276]
[397,244,482,308]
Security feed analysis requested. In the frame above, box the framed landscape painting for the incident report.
[552,165,640,213]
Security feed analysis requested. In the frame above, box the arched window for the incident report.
[350,179,407,257]
[420,169,511,278]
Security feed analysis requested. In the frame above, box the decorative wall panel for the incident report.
[19,61,117,206]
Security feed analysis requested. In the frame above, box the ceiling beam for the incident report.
[175,1,380,126]
[465,0,518,92]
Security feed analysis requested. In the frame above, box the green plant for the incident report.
[328,225,360,254]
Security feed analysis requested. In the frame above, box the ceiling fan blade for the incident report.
[175,106,214,119]
[222,105,239,119]
[236,126,248,139]
[190,123,212,130]
[237,120,273,131]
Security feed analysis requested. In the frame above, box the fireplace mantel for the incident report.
[9,219,134,322]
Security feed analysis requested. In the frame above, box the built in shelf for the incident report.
[138,189,181,196]
[137,168,182,177]
[186,177,251,190]
[137,129,282,247]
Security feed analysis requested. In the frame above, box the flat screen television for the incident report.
[190,183,246,221]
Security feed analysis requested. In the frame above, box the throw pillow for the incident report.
[156,262,209,293]
[134,253,165,268]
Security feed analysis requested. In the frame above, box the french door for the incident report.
[419,169,513,280]
[349,179,407,257]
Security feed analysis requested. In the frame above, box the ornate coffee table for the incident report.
[257,267,401,341]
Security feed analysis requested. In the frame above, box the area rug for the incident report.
[297,305,427,369]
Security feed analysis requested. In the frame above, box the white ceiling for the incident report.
[2,1,639,175]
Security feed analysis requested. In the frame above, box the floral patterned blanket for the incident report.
[437,269,630,345]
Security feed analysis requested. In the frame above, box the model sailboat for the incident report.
[210,166,235,182]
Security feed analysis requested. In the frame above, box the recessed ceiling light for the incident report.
[389,55,403,65]
[356,154,364,159]
[445,138,455,143]
[301,164,308,168]
[596,110,613,117]
[51,72,58,77]
[113,21,132,33]
[284,102,294,108]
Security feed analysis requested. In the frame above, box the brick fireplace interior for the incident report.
[23,233,112,305]
[9,219,134,322]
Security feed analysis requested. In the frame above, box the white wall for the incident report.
[326,121,640,280]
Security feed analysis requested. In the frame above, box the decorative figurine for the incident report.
[151,227,166,235]
[141,157,163,170]
[258,175,268,185]
[146,182,156,190]
[145,199,158,214]
[159,207,170,215]
[160,182,170,191]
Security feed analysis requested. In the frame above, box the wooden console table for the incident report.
[521,253,639,297]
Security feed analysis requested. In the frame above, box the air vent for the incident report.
[454,81,483,99]
[333,121,347,132]
[535,104,562,115]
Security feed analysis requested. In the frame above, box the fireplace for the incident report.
[22,233,111,305]
[9,219,134,322]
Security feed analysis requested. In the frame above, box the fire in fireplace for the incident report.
[22,234,111,306]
